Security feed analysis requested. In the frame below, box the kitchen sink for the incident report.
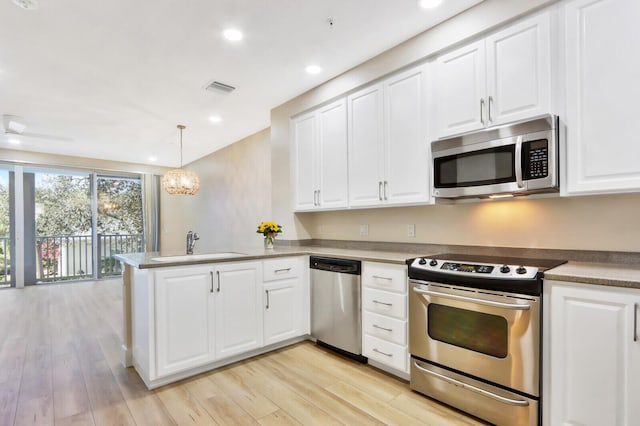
[151,253,245,262]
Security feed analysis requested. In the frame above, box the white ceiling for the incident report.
[0,0,483,167]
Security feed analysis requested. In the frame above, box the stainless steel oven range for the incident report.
[408,254,566,426]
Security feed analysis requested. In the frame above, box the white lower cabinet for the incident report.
[154,266,216,378]
[214,261,263,359]
[362,262,409,375]
[131,256,309,388]
[546,280,640,425]
[263,257,307,345]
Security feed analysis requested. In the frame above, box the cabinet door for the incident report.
[435,40,486,138]
[214,262,263,359]
[263,278,302,345]
[564,0,640,195]
[317,98,349,209]
[292,111,317,210]
[348,84,385,207]
[384,66,430,205]
[547,281,640,425]
[155,267,215,377]
[486,12,551,126]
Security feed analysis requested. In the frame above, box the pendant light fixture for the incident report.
[161,124,200,195]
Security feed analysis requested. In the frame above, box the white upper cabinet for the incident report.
[435,12,551,138]
[348,65,430,208]
[564,0,640,195]
[293,98,348,211]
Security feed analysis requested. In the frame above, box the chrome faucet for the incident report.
[186,230,199,255]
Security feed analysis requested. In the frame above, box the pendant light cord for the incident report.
[177,124,186,168]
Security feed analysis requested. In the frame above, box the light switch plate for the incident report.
[359,224,369,237]
[407,224,415,238]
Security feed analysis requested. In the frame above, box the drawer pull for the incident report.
[373,300,392,307]
[274,268,292,274]
[373,348,393,357]
[373,324,393,332]
[372,275,392,281]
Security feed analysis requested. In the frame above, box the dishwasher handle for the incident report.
[310,256,361,275]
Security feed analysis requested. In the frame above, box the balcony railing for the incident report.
[0,236,9,287]
[0,233,144,285]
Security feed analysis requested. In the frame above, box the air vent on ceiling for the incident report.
[205,80,236,94]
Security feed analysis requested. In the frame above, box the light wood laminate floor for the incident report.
[0,279,487,425]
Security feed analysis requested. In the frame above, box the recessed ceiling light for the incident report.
[209,115,222,123]
[223,29,243,42]
[12,0,39,10]
[418,0,443,9]
[7,138,21,145]
[148,156,157,162]
[305,65,322,75]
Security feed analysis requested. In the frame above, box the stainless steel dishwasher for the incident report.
[310,256,366,362]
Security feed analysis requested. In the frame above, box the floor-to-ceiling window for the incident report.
[0,167,10,288]
[1,165,145,287]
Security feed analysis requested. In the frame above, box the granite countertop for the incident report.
[545,262,640,290]
[115,246,422,269]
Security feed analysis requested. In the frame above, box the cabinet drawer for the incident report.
[363,263,407,293]
[363,335,407,372]
[363,311,407,346]
[362,288,407,320]
[263,257,301,282]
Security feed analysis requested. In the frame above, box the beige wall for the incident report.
[296,193,640,252]
[271,0,640,254]
[161,129,271,253]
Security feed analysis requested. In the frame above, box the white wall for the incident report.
[161,129,271,253]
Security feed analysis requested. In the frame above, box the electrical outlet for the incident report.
[359,224,369,237]
[407,224,415,238]
[317,225,323,235]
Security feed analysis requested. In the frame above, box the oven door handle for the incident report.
[412,287,531,310]
[413,361,530,407]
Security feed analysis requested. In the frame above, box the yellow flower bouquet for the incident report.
[257,221,282,249]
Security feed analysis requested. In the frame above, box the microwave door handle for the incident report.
[412,286,531,310]
[515,136,524,188]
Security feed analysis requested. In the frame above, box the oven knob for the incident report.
[516,266,527,275]
[429,259,438,267]
[418,258,427,265]
[500,265,511,273]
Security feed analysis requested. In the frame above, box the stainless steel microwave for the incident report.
[431,115,559,199]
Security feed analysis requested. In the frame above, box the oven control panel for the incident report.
[410,258,540,280]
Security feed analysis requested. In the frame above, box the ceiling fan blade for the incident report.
[4,130,74,142]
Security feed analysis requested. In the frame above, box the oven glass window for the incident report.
[434,144,515,188]
[428,304,508,358]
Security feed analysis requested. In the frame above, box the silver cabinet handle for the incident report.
[372,275,392,281]
[372,300,392,307]
[480,98,485,126]
[412,286,531,310]
[634,303,638,342]
[209,271,214,293]
[216,270,220,292]
[488,95,493,123]
[313,190,318,206]
[413,361,529,407]
[373,348,393,357]
[383,181,388,200]
[265,289,270,310]
[378,181,383,201]
[515,135,524,188]
[274,268,291,274]
[373,324,393,332]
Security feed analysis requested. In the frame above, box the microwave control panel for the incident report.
[523,139,549,180]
